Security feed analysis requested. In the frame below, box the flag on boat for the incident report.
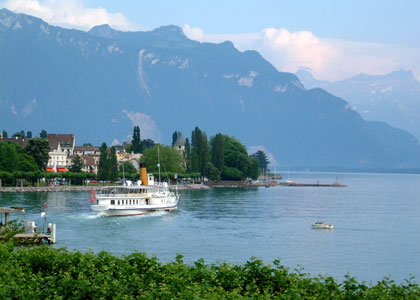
[90,189,95,203]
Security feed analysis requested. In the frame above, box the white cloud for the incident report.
[123,110,161,142]
[183,25,420,81]
[248,145,278,167]
[4,0,137,30]
[182,24,204,42]
[260,28,341,79]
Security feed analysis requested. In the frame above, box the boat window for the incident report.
[129,200,132,205]
[111,200,115,205]
[118,200,120,205]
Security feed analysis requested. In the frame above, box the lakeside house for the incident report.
[46,134,75,172]
[72,146,101,174]
[0,136,31,148]
[1,133,141,175]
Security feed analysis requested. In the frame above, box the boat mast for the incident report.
[158,146,161,183]
[122,162,125,184]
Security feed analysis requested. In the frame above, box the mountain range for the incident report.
[296,68,420,141]
[1,8,420,171]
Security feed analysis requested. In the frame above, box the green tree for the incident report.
[12,130,25,138]
[206,162,221,181]
[248,157,260,180]
[108,147,118,181]
[82,142,93,147]
[140,145,185,173]
[26,131,32,138]
[24,138,50,171]
[120,161,137,174]
[97,143,109,181]
[191,127,203,173]
[132,126,142,154]
[124,143,133,153]
[39,130,48,139]
[222,166,243,180]
[172,131,181,147]
[0,142,19,172]
[1,130,8,138]
[220,135,255,181]
[142,139,154,150]
[250,150,269,175]
[184,138,191,173]
[201,133,209,177]
[210,133,224,173]
[16,154,38,172]
[69,155,84,172]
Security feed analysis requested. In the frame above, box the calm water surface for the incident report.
[1,172,419,283]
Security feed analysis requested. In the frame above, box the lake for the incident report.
[1,172,419,283]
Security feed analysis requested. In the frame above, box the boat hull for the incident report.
[311,224,334,229]
[91,196,179,217]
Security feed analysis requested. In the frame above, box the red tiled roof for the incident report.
[0,137,31,148]
[48,134,74,150]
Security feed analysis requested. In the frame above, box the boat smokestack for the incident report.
[140,163,148,186]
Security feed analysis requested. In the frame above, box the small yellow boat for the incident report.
[312,221,334,229]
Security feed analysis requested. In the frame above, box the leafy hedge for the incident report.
[0,171,96,186]
[0,243,419,299]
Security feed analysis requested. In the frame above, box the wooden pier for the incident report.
[261,181,346,188]
[0,207,56,244]
[12,228,56,244]
[278,182,346,187]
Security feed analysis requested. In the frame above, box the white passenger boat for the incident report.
[91,163,179,216]
[311,221,334,229]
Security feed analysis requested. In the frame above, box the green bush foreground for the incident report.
[0,243,419,299]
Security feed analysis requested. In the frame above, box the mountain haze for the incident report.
[1,9,420,170]
[296,68,420,141]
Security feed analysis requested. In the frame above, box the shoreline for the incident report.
[0,183,256,193]
[0,181,345,193]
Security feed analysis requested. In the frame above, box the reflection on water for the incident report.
[1,172,420,283]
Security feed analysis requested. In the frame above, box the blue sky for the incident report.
[2,0,420,80]
[83,0,420,46]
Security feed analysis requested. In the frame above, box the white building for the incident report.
[46,134,75,172]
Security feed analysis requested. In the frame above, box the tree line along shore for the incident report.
[1,126,272,188]
[0,180,277,193]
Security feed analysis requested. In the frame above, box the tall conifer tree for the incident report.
[132,126,142,154]
[98,142,109,180]
[211,133,225,173]
[108,146,118,181]
[191,127,203,173]
[201,133,209,178]
[184,138,191,173]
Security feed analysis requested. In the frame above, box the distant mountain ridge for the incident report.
[296,68,420,141]
[1,8,420,170]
